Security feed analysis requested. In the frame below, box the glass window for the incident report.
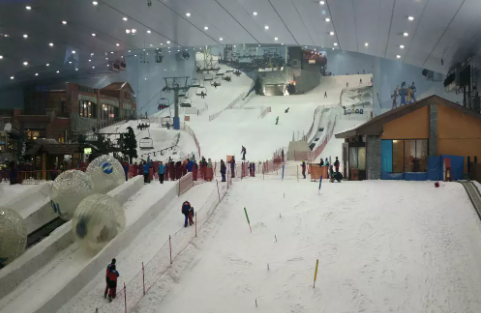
[404,140,416,172]
[349,147,358,169]
[415,139,428,172]
[358,147,366,170]
[392,140,404,172]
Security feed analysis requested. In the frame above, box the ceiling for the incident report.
[1,0,481,88]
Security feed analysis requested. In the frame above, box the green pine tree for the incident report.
[254,76,263,95]
[122,126,138,164]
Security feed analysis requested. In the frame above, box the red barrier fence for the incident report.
[178,172,194,196]
[95,177,231,313]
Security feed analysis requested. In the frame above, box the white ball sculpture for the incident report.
[0,207,27,268]
[71,194,126,251]
[86,155,125,194]
[50,170,95,221]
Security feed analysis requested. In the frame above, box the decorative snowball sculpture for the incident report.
[71,194,126,251]
[0,207,27,268]
[50,170,95,221]
[86,155,125,194]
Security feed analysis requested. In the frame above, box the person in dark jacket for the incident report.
[301,161,306,179]
[181,201,194,227]
[334,157,340,173]
[319,159,324,167]
[122,161,129,181]
[229,156,235,178]
[107,264,120,302]
[241,146,246,161]
[220,160,226,182]
[104,258,116,299]
[158,161,165,184]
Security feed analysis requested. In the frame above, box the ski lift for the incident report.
[195,86,207,96]
[191,78,201,87]
[203,72,214,81]
[139,137,154,150]
[211,77,221,86]
[158,97,169,110]
[180,98,192,107]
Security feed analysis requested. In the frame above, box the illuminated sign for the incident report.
[84,147,92,154]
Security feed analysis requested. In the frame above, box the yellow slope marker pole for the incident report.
[313,259,319,288]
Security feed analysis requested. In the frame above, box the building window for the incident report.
[79,100,97,118]
[349,147,366,170]
[383,139,428,173]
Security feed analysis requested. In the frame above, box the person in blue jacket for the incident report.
[158,161,165,184]
[186,159,194,172]
[143,161,150,184]
[181,201,194,227]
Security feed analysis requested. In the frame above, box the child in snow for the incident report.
[104,258,116,299]
[107,264,119,302]
[181,201,194,227]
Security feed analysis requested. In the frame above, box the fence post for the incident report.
[216,180,220,201]
[169,235,173,264]
[142,262,145,295]
[195,212,198,237]
[124,282,127,313]
[297,165,299,182]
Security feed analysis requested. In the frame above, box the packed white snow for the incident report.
[132,178,481,313]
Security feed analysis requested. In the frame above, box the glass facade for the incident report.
[79,100,97,118]
[383,139,428,173]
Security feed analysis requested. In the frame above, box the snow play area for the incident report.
[3,71,481,313]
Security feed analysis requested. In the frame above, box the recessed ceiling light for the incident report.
[72,50,76,54]
[128,50,131,53]
[10,76,14,80]
[332,48,334,50]
[320,1,325,5]
[167,40,171,44]
[334,42,338,46]
[23,61,28,66]
[116,43,120,47]
[396,55,401,59]
[150,44,153,47]
[126,29,131,34]
[365,42,369,47]
[68,61,72,64]
[325,18,330,22]
[329,31,334,36]
[92,33,96,37]
[89,59,92,62]
[146,53,149,55]
[147,30,151,34]
[177,49,180,52]
[0,55,3,59]
[281,43,284,45]
[143,49,145,51]
[91,53,94,56]
[408,16,414,21]
[253,11,258,16]
[56,70,60,73]
[123,17,128,21]
[106,57,109,60]
[110,51,114,54]
[26,5,31,10]
[204,26,208,30]
[75,68,78,71]
[169,51,171,53]
[92,1,98,5]
[403,32,409,37]
[62,20,67,25]
[3,34,9,37]
[186,12,191,17]
[274,37,278,41]
[46,63,50,66]
[131,29,137,34]
[134,54,137,56]
[49,42,54,47]
[400,45,405,49]
[92,66,95,69]
[160,43,163,46]
[265,25,269,30]
[219,37,223,41]
[107,64,109,67]
[23,34,28,38]
[35,73,38,76]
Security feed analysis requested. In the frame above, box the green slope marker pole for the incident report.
[244,207,252,233]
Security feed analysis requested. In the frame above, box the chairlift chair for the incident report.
[211,77,222,86]
[180,98,192,107]
[139,137,154,150]
[191,78,201,87]
[203,72,214,81]
[195,86,208,96]
[158,97,169,110]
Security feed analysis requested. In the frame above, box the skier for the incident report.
[301,161,306,179]
[213,82,219,89]
[181,201,194,227]
[241,146,247,161]
[276,116,279,125]
[285,107,290,113]
[220,159,226,182]
[200,91,206,99]
[324,157,329,167]
[104,258,116,299]
[122,160,129,181]
[158,161,165,184]
[324,91,327,98]
[319,158,324,167]
[107,264,120,302]
[230,156,236,178]
[360,78,362,84]
[281,149,285,162]
[334,157,340,173]
[346,82,349,88]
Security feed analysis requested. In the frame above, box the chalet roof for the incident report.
[335,95,481,138]
[101,82,134,94]
[26,142,97,155]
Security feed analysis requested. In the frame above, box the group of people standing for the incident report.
[300,156,341,182]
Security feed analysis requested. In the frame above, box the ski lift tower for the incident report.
[196,46,220,71]
[163,76,190,130]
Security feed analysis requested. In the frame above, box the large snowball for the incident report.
[86,155,125,194]
[50,170,95,221]
[71,194,126,251]
[0,208,27,268]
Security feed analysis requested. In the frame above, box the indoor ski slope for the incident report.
[133,179,481,313]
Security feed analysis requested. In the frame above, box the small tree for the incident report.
[122,126,138,164]
[254,76,263,95]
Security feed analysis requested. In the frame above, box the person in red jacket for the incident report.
[107,264,120,302]
[104,258,116,299]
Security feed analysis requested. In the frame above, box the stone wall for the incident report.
[70,113,98,135]
[366,135,381,179]
[295,63,321,94]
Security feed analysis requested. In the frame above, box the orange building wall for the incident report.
[438,105,481,171]
[381,106,429,139]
